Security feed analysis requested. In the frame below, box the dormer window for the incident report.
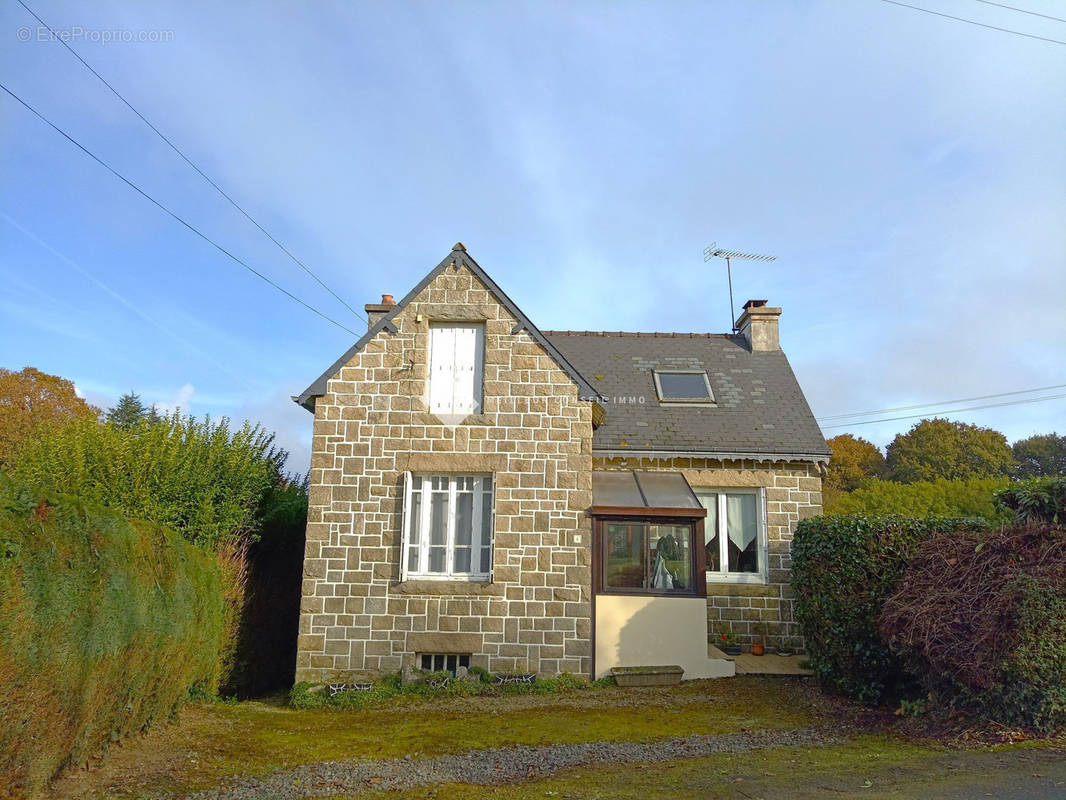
[653,370,715,404]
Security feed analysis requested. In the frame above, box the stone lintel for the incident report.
[401,453,508,473]
[407,632,484,654]
[390,580,505,596]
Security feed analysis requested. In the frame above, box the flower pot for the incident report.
[775,648,793,657]
[751,642,764,656]
[723,644,742,656]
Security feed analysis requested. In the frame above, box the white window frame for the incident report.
[400,472,494,581]
[653,370,716,405]
[695,488,768,585]
[428,322,485,416]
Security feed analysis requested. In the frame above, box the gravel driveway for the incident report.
[175,727,839,799]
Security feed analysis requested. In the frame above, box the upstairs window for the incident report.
[653,370,715,404]
[429,323,484,415]
[402,474,494,580]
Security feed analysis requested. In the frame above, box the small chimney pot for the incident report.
[364,293,397,331]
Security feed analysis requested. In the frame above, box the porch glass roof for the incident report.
[592,470,703,511]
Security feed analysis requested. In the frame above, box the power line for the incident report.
[880,0,1066,45]
[817,383,1066,421]
[970,0,1066,24]
[15,0,367,324]
[821,392,1066,429]
[1,82,362,338]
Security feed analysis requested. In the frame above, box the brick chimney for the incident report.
[737,299,781,351]
[364,293,396,330]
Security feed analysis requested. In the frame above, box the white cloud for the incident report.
[156,382,195,416]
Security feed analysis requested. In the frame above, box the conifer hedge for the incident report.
[0,478,221,796]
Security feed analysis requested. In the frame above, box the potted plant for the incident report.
[776,634,801,657]
[717,628,741,656]
[751,622,765,656]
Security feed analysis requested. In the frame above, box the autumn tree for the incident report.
[1012,433,1066,478]
[0,366,100,467]
[825,434,886,493]
[885,418,1015,483]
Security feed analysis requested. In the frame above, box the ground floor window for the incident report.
[403,473,494,579]
[420,653,470,675]
[696,489,767,582]
[601,520,698,594]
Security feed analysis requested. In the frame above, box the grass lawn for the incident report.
[45,676,1065,799]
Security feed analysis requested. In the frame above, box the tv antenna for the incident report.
[703,242,776,333]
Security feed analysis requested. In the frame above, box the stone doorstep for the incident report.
[611,665,684,687]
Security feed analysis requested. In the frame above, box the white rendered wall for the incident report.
[595,595,735,679]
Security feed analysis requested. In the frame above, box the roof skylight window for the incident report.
[653,370,715,404]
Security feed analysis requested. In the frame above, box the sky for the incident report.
[2,0,1064,475]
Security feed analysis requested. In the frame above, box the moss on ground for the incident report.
[48,677,834,799]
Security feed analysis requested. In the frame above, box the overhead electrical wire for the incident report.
[15,0,367,324]
[969,0,1066,24]
[820,392,1066,429]
[880,0,1066,45]
[817,383,1066,421]
[1,82,362,338]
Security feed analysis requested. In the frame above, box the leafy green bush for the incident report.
[10,412,289,549]
[791,514,988,704]
[0,477,221,795]
[996,476,1066,524]
[824,477,1011,523]
[880,525,1066,732]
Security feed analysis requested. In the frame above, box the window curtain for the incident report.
[725,493,757,551]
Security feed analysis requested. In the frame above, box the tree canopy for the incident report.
[1012,433,1066,479]
[106,391,147,430]
[885,418,1015,484]
[0,366,100,468]
[826,434,886,493]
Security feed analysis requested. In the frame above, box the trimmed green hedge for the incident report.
[0,478,222,795]
[824,477,1011,523]
[791,514,988,704]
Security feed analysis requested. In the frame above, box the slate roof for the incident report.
[544,331,830,461]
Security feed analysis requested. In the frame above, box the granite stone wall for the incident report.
[296,260,595,684]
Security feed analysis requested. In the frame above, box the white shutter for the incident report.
[428,325,455,414]
[429,323,484,415]
[399,470,412,581]
[452,325,476,414]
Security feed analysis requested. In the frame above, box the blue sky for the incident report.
[2,0,1064,473]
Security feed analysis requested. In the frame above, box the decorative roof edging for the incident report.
[592,448,831,465]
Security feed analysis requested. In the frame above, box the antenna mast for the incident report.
[702,242,777,333]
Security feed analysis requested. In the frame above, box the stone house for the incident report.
[293,243,829,684]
